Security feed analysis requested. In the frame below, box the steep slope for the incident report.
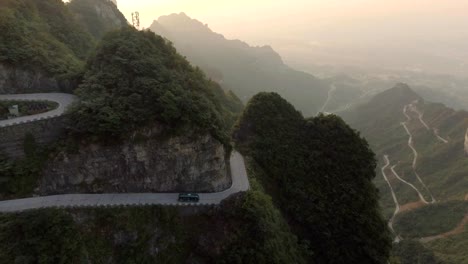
[0,0,130,94]
[234,92,391,263]
[0,0,95,93]
[70,27,241,142]
[342,84,467,210]
[0,27,244,197]
[0,192,307,263]
[149,13,329,116]
[340,84,468,258]
[67,0,128,39]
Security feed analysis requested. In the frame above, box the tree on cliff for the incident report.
[70,27,242,144]
[234,92,392,263]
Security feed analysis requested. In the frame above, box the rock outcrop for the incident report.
[0,116,68,159]
[0,64,72,94]
[39,126,231,194]
[92,0,126,28]
[69,0,128,39]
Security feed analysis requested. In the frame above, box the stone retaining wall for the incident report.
[0,116,68,159]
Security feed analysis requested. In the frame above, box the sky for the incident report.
[115,0,468,76]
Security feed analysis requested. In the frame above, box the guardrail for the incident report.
[0,152,250,212]
[0,93,77,128]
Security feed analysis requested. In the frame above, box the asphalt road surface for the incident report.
[0,93,77,127]
[0,151,250,212]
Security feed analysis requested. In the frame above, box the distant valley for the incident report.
[0,1,466,263]
[340,84,468,263]
[149,13,330,117]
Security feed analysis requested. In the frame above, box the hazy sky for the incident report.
[116,0,468,76]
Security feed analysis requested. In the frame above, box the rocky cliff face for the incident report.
[68,0,128,39]
[92,0,126,28]
[39,126,231,194]
[0,64,72,94]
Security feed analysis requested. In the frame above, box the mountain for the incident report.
[0,0,129,94]
[0,4,305,262]
[68,0,128,39]
[0,192,307,263]
[341,83,467,207]
[0,0,95,93]
[234,92,391,263]
[340,84,468,263]
[149,13,329,116]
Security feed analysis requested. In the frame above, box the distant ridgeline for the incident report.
[341,83,468,216]
[0,3,392,262]
[340,84,468,263]
[0,0,127,94]
[0,2,352,263]
[150,13,330,116]
[0,0,244,199]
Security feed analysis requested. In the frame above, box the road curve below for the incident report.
[0,151,250,212]
[401,106,437,203]
[381,155,402,243]
[0,93,78,128]
[390,164,430,204]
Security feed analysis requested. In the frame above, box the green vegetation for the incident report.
[234,92,391,263]
[0,134,50,198]
[150,13,329,116]
[0,0,94,78]
[0,209,82,263]
[216,190,307,263]
[68,0,128,39]
[71,27,242,144]
[0,190,306,263]
[391,240,443,264]
[0,100,58,120]
[341,83,468,213]
[0,0,130,92]
[394,201,468,238]
[341,84,468,206]
[427,229,468,264]
[340,84,468,262]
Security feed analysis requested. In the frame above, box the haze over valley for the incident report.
[0,0,466,263]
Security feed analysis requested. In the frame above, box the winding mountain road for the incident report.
[0,93,250,212]
[0,151,250,212]
[408,103,430,130]
[390,164,430,204]
[381,155,402,243]
[319,84,336,113]
[433,128,449,144]
[0,93,77,127]
[402,105,437,203]
[406,102,449,144]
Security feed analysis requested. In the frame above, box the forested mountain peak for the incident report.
[234,92,392,263]
[339,84,468,263]
[70,27,242,143]
[0,0,129,94]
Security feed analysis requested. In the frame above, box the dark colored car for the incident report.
[178,193,200,202]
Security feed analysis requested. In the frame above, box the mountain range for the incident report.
[150,13,330,116]
[341,84,468,263]
[0,1,466,263]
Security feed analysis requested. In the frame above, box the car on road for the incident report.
[178,193,200,202]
